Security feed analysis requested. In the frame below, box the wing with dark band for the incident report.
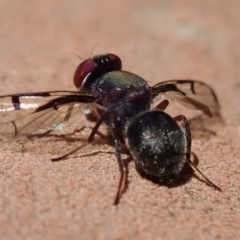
[151,80,219,116]
[0,91,95,136]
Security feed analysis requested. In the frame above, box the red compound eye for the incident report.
[107,53,122,70]
[73,59,96,89]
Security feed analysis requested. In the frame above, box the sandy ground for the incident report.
[0,0,239,239]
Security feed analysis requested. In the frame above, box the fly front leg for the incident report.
[109,111,128,205]
[51,106,110,161]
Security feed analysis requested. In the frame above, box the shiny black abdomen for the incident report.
[125,110,187,184]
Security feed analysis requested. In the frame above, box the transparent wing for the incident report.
[152,80,220,116]
[0,91,95,137]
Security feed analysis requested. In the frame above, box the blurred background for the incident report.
[0,0,239,239]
